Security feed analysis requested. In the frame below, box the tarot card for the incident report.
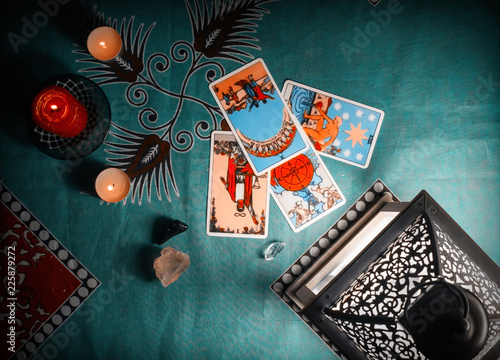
[209,58,309,176]
[281,80,385,169]
[206,131,270,238]
[270,148,345,232]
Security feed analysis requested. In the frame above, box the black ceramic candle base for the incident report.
[28,74,111,160]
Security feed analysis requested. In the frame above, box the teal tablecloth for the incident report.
[1,0,499,359]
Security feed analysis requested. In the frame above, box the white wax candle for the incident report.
[87,26,122,61]
[95,168,130,203]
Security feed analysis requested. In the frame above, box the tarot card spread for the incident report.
[282,80,384,169]
[207,131,270,238]
[209,59,309,176]
[270,148,345,232]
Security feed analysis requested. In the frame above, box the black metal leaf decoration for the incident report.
[74,4,155,85]
[186,0,277,63]
[104,123,178,204]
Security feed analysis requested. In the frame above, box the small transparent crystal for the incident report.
[153,247,190,288]
[264,242,285,261]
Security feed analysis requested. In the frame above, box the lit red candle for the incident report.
[95,168,131,203]
[87,26,122,61]
[31,85,88,138]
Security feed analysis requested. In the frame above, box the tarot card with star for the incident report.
[281,80,384,169]
[270,148,345,232]
[209,59,309,176]
[206,131,270,238]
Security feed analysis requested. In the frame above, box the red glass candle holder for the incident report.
[31,85,88,138]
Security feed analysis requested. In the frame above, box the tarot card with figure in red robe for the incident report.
[206,131,270,238]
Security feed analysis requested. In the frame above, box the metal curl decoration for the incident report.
[170,41,194,63]
[172,130,194,152]
[147,53,171,76]
[126,84,149,107]
[138,108,164,131]
[194,120,212,140]
[75,0,278,202]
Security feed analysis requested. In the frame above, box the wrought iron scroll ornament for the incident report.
[74,0,277,203]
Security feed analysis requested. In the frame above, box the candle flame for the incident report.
[100,41,107,49]
[49,104,61,113]
[108,184,115,191]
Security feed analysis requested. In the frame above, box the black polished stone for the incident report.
[157,220,188,245]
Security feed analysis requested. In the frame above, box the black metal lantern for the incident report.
[272,181,500,360]
[399,279,489,360]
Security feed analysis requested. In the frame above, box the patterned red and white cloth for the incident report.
[0,182,100,360]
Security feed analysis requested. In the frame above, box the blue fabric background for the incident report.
[1,0,499,359]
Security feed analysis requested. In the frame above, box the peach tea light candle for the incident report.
[95,168,131,203]
[87,26,122,61]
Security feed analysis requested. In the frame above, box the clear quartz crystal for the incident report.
[153,247,190,288]
[264,242,285,261]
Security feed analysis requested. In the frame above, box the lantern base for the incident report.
[271,180,500,360]
[28,74,111,160]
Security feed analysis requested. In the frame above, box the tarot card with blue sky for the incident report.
[282,80,384,169]
[209,59,309,176]
[270,148,345,232]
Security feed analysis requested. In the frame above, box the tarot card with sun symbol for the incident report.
[282,80,384,169]
[269,148,345,232]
